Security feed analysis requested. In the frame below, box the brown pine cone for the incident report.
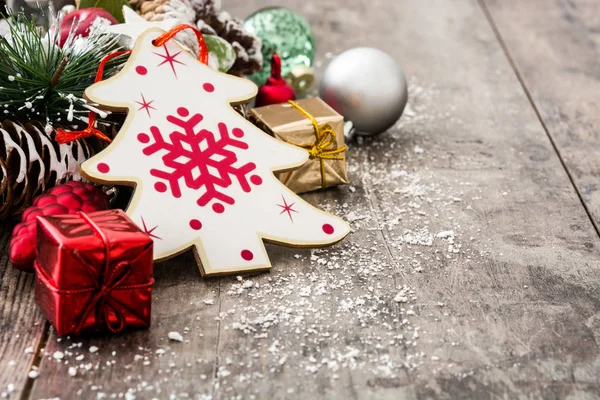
[196,7,262,76]
[0,120,94,219]
[190,0,219,20]
[128,0,204,57]
[132,0,196,23]
[130,0,262,76]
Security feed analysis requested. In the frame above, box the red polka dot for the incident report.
[241,250,253,261]
[154,182,167,193]
[322,224,335,235]
[212,203,225,213]
[137,133,149,143]
[136,66,147,75]
[177,107,189,117]
[189,219,202,230]
[232,128,244,138]
[97,163,110,173]
[203,83,214,92]
[250,175,262,185]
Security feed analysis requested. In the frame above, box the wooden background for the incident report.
[2,0,600,398]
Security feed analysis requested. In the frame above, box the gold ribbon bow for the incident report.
[288,101,347,189]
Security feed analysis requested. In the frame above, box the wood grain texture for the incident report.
[4,0,600,398]
[0,221,45,399]
[28,251,221,399]
[483,0,600,233]
[222,0,600,398]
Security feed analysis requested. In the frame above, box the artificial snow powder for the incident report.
[27,75,480,397]
[168,332,184,342]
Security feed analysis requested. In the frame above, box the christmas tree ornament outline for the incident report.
[80,28,350,276]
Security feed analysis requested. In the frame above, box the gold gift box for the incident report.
[248,98,348,194]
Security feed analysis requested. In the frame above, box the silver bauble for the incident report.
[319,47,408,137]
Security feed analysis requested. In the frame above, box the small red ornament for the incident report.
[9,181,109,273]
[255,53,296,107]
[59,8,118,47]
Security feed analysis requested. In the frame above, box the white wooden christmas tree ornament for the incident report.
[80,27,350,276]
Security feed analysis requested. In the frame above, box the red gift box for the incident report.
[34,209,154,335]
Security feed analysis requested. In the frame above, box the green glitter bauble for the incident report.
[243,7,315,85]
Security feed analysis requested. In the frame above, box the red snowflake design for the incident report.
[135,93,156,118]
[140,215,161,240]
[277,196,298,222]
[154,45,185,78]
[139,107,261,212]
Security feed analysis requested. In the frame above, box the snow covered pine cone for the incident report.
[0,120,94,220]
[128,0,262,76]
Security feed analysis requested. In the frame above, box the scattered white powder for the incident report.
[29,75,482,397]
[168,332,184,342]
[437,230,455,238]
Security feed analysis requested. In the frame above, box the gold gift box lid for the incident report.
[249,98,348,194]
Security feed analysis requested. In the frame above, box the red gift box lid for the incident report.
[36,209,153,291]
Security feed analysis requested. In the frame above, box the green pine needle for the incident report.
[0,11,128,130]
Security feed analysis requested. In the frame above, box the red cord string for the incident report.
[56,50,131,145]
[153,24,209,65]
[56,25,209,145]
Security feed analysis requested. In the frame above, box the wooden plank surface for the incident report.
[1,0,600,399]
[482,0,600,233]
[28,252,221,399]
[0,222,46,400]
[221,1,600,398]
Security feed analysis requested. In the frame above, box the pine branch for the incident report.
[0,11,128,129]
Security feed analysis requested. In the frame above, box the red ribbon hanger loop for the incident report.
[55,50,131,145]
[152,24,210,65]
[56,24,209,145]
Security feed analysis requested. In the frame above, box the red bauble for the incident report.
[59,8,118,47]
[255,53,296,107]
[9,181,109,272]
